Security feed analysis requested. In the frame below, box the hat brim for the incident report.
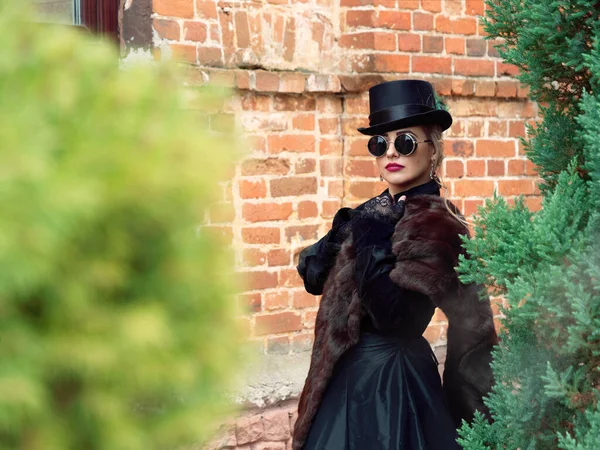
[357,109,452,136]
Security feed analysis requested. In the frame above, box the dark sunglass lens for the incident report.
[367,136,387,157]
[394,133,416,155]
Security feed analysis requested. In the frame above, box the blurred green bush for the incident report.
[0,2,245,449]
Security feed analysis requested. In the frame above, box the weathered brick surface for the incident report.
[149,3,542,444]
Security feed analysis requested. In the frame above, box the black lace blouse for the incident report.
[297,180,441,338]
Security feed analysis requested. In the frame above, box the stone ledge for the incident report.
[232,352,311,408]
[184,66,530,99]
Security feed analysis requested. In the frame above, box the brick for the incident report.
[449,140,475,157]
[317,97,343,114]
[293,114,316,131]
[246,270,279,290]
[507,159,525,175]
[398,33,421,52]
[283,17,295,62]
[377,11,411,30]
[444,160,464,178]
[467,120,484,137]
[197,46,223,66]
[273,95,316,111]
[262,409,292,440]
[319,137,343,155]
[242,203,293,222]
[241,158,290,176]
[421,0,442,12]
[304,310,318,328]
[170,44,197,63]
[452,79,475,96]
[271,177,317,197]
[374,32,396,50]
[432,78,452,96]
[497,62,520,76]
[374,54,410,73]
[467,159,485,177]
[466,38,487,56]
[463,199,484,216]
[346,159,378,177]
[320,158,343,176]
[412,56,451,74]
[235,11,251,48]
[323,200,342,218]
[183,21,207,42]
[279,72,306,93]
[242,227,280,244]
[267,249,290,267]
[423,36,443,53]
[488,120,507,136]
[346,10,376,27]
[466,0,485,15]
[292,290,318,308]
[340,32,375,49]
[291,333,314,352]
[525,196,543,212]
[525,160,538,176]
[242,248,267,267]
[495,81,518,98]
[153,19,180,40]
[239,292,261,313]
[319,118,340,135]
[268,135,315,153]
[476,140,516,157]
[498,180,535,196]
[298,201,318,219]
[295,158,316,174]
[328,179,344,197]
[475,81,497,97]
[487,160,505,176]
[255,71,280,92]
[413,12,434,30]
[236,414,264,445]
[487,39,502,58]
[154,0,193,18]
[285,225,319,242]
[435,15,452,33]
[255,311,302,335]
[264,291,289,310]
[196,0,218,19]
[240,94,271,111]
[279,268,303,287]
[453,180,495,197]
[453,17,478,35]
[349,181,381,199]
[454,59,495,77]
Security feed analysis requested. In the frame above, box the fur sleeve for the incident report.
[388,196,468,301]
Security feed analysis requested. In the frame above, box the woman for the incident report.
[292,80,498,450]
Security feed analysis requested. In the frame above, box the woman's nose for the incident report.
[386,139,398,158]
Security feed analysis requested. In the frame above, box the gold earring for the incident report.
[380,174,384,181]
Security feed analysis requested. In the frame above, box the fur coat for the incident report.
[292,194,498,450]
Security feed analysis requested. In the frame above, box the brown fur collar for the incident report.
[292,195,497,449]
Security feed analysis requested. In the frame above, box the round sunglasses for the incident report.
[367,133,432,158]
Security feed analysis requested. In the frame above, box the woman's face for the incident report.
[374,125,435,196]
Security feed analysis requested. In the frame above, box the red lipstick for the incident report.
[385,163,404,172]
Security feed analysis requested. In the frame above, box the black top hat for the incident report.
[357,80,452,136]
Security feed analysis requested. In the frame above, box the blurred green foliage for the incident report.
[0,2,245,449]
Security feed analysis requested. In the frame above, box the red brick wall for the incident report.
[152,0,540,355]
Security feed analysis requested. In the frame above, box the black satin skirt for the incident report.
[303,332,461,450]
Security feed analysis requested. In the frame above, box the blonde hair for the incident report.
[423,124,470,230]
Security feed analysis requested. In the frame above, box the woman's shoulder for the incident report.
[399,195,468,244]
